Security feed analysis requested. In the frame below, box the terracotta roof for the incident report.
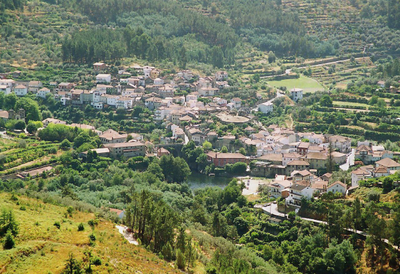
[104,142,145,148]
[376,158,400,168]
[207,152,247,159]
[293,170,311,177]
[0,110,8,119]
[312,180,328,190]
[374,166,389,174]
[283,152,301,158]
[304,152,327,160]
[328,181,347,189]
[298,142,310,149]
[287,160,310,166]
[100,129,127,141]
[257,154,283,162]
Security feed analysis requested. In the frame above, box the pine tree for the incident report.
[176,249,185,270]
[3,229,15,249]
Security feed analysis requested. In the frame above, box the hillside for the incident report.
[0,192,179,273]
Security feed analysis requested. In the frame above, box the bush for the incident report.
[54,221,61,229]
[78,223,84,231]
[89,233,96,241]
[92,257,102,266]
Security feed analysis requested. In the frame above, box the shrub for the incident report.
[54,221,61,229]
[89,233,96,241]
[92,257,102,266]
[78,223,84,231]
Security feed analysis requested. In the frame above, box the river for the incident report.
[187,173,232,190]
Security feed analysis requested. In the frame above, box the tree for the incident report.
[14,120,25,130]
[369,95,378,105]
[176,249,185,270]
[15,97,41,121]
[211,46,224,68]
[146,162,164,181]
[26,122,38,134]
[60,139,71,150]
[239,147,246,155]
[319,95,333,107]
[383,177,393,193]
[391,206,400,247]
[272,247,285,265]
[64,252,82,274]
[221,146,228,153]
[268,51,276,63]
[3,229,15,249]
[161,242,174,261]
[202,141,212,151]
[4,93,17,110]
[231,162,247,175]
[327,123,336,134]
[377,99,386,109]
[176,227,186,254]
[73,132,91,148]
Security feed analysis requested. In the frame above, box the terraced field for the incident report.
[266,75,326,93]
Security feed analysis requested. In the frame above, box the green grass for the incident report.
[0,192,180,274]
[265,75,326,93]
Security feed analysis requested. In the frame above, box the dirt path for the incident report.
[116,225,139,245]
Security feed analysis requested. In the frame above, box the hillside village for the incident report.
[2,62,400,208]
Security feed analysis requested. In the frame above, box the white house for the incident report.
[282,152,301,166]
[269,177,291,198]
[231,98,242,109]
[105,95,118,106]
[0,79,15,89]
[290,88,303,102]
[154,78,164,86]
[143,66,154,79]
[375,158,400,171]
[215,71,228,81]
[327,181,347,195]
[117,97,133,109]
[373,166,390,178]
[0,85,11,95]
[14,84,28,96]
[28,81,42,92]
[92,102,104,110]
[37,88,51,99]
[258,102,273,114]
[351,166,373,187]
[96,74,111,84]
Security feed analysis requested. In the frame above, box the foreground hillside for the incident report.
[0,192,179,274]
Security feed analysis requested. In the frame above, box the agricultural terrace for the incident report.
[0,136,60,175]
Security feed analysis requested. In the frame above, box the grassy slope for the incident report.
[0,192,179,274]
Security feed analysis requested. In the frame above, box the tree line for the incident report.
[62,26,232,68]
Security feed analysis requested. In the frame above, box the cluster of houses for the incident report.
[260,137,400,205]
[42,118,148,159]
[351,141,399,187]
[0,79,51,98]
[269,172,347,206]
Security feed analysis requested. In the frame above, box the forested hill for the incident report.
[2,0,400,68]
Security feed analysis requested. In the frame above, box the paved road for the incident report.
[340,148,355,171]
[255,203,399,250]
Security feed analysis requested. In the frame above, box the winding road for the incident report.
[255,203,399,250]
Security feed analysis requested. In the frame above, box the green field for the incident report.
[266,75,326,93]
[333,101,369,107]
